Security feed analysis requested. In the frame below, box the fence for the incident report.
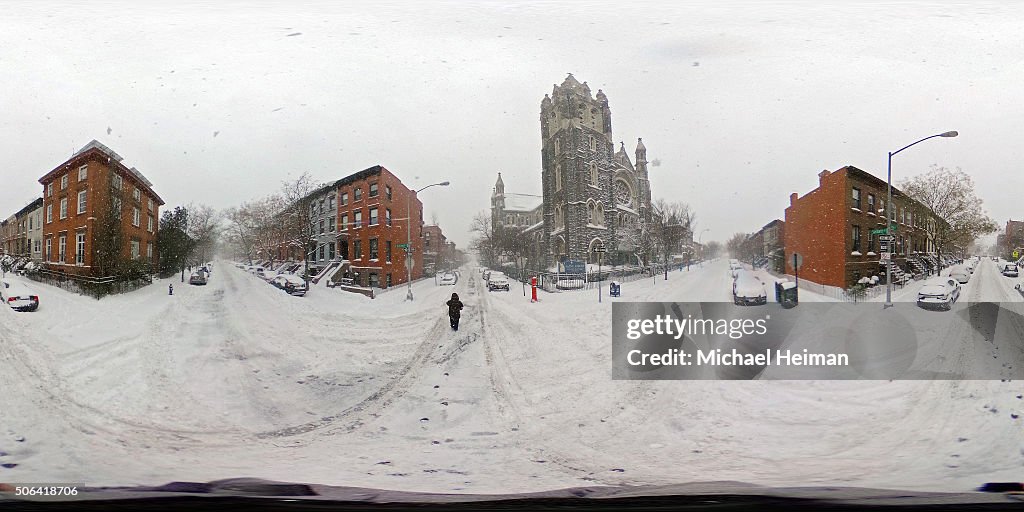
[22,268,153,299]
[499,264,676,293]
[777,272,910,303]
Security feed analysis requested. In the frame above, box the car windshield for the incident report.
[4,1,1024,507]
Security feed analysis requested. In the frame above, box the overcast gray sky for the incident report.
[2,0,1022,248]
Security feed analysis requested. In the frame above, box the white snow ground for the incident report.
[1,259,1023,493]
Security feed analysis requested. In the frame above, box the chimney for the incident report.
[790,192,798,205]
[818,169,831,183]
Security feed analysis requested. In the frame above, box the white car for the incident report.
[1002,263,1019,278]
[732,270,766,306]
[271,274,308,296]
[728,259,743,277]
[487,272,510,291]
[439,273,457,285]
[917,277,960,311]
[1,279,39,312]
[948,266,969,284]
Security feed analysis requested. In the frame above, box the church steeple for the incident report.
[494,172,505,195]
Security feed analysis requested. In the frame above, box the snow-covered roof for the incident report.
[502,193,543,212]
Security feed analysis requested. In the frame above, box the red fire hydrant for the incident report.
[530,276,538,302]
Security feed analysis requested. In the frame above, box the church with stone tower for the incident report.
[491,73,658,269]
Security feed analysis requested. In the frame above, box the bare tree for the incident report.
[704,240,722,259]
[653,199,695,278]
[249,194,287,270]
[186,202,218,266]
[469,211,497,268]
[899,165,997,270]
[494,224,532,295]
[726,232,749,258]
[223,203,259,264]
[280,172,325,284]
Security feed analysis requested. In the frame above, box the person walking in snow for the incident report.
[446,292,464,331]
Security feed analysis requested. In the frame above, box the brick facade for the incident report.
[38,141,164,276]
[335,166,423,288]
[785,166,943,289]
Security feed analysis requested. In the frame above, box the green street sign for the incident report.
[870,228,887,235]
[397,243,409,249]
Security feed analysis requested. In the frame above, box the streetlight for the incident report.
[697,228,710,267]
[407,181,450,301]
[884,130,957,308]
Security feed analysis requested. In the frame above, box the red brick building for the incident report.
[335,165,423,288]
[1003,219,1024,257]
[785,166,944,289]
[38,140,164,276]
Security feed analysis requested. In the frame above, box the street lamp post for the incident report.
[884,131,957,308]
[697,228,710,267]
[407,181,450,301]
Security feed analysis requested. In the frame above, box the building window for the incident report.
[386,273,392,287]
[147,242,153,259]
[555,164,562,191]
[369,183,378,197]
[590,162,598,185]
[148,215,154,233]
[369,272,380,287]
[328,217,335,232]
[318,245,325,260]
[132,207,140,227]
[329,195,336,210]
[851,187,861,210]
[852,225,861,252]
[868,232,875,253]
[354,210,362,228]
[386,240,392,263]
[112,173,122,190]
[46,183,53,197]
[341,192,348,206]
[75,231,85,265]
[354,187,362,201]
[59,198,68,219]
[58,235,66,262]
[341,213,348,230]
[867,193,875,212]
[369,207,378,226]
[131,239,140,259]
[554,138,560,155]
[77,190,87,215]
[385,208,392,226]
[369,238,379,260]
[385,186,392,200]
[133,187,141,201]
[328,242,336,260]
[353,239,362,260]
[45,238,51,261]
[113,197,122,219]
[148,198,154,212]
[78,165,88,181]
[589,135,596,151]
[319,219,325,234]
[46,204,52,223]
[61,174,68,190]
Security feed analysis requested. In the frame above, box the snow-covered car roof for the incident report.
[276,274,306,284]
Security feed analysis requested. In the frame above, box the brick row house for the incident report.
[334,165,424,289]
[0,199,43,260]
[785,165,949,289]
[38,140,164,276]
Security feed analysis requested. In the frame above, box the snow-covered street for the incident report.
[2,258,1024,493]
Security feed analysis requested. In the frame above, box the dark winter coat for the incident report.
[446,298,464,318]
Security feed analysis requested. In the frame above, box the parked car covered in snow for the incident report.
[272,274,308,296]
[1,279,39,312]
[189,272,208,285]
[487,272,510,291]
[948,266,970,284]
[1002,263,1019,277]
[916,277,960,311]
[732,270,766,306]
[439,273,457,285]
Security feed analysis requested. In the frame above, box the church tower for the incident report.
[540,74,615,266]
[491,172,505,231]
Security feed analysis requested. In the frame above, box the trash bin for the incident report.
[780,281,798,308]
[609,281,621,297]
[774,278,789,303]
